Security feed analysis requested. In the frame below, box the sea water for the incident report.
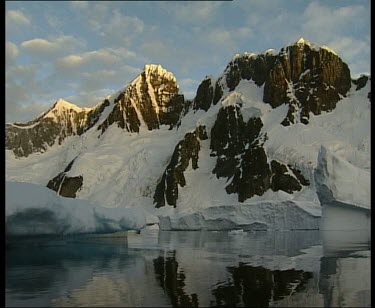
[6,229,371,307]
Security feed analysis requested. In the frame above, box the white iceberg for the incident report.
[158,200,321,231]
[6,181,153,237]
[314,146,371,231]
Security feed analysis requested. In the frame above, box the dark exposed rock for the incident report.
[270,160,302,193]
[159,94,185,129]
[224,54,275,91]
[57,176,83,198]
[288,165,310,186]
[46,157,83,198]
[263,58,289,108]
[154,126,208,208]
[210,108,272,201]
[194,40,351,127]
[6,119,61,157]
[98,92,140,133]
[213,80,223,105]
[264,42,351,124]
[193,78,214,111]
[6,99,110,158]
[352,75,369,91]
[210,106,307,202]
[99,64,184,134]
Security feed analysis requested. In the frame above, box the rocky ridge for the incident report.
[5,39,370,210]
[6,99,110,157]
[193,38,351,126]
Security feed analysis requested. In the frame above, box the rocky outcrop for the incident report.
[352,75,371,102]
[46,157,83,198]
[352,75,369,91]
[154,126,208,208]
[99,64,185,134]
[271,41,351,125]
[196,39,351,126]
[210,105,308,202]
[193,77,214,111]
[6,99,110,158]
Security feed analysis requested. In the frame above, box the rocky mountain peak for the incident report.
[43,99,91,120]
[6,97,111,158]
[296,37,309,45]
[98,64,185,133]
[143,64,177,84]
[194,38,351,126]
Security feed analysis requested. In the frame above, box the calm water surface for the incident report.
[6,229,371,307]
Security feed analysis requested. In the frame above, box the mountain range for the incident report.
[6,38,371,230]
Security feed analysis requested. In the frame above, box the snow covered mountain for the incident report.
[6,38,371,231]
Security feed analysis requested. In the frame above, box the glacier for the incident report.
[314,146,371,232]
[158,201,321,231]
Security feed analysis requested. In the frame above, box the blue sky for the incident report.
[6,0,371,122]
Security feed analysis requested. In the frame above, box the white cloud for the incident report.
[55,47,139,73]
[64,88,116,107]
[45,14,63,30]
[141,41,173,60]
[327,36,370,76]
[96,10,144,46]
[302,2,368,42]
[6,9,30,28]
[6,63,49,122]
[80,65,141,92]
[21,36,86,59]
[6,42,19,65]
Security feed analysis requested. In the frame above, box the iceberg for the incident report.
[314,146,371,231]
[6,181,152,238]
[158,201,321,231]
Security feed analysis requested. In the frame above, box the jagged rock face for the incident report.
[6,99,110,158]
[193,77,224,112]
[225,53,275,90]
[6,119,61,158]
[46,157,83,198]
[266,43,351,125]
[210,106,271,201]
[193,78,214,111]
[154,126,208,208]
[99,64,184,134]
[210,106,308,202]
[193,40,351,126]
[270,160,302,193]
[353,75,371,103]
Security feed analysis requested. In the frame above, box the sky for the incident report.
[6,0,371,123]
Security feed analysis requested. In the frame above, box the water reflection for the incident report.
[153,251,199,307]
[5,230,371,307]
[210,264,312,307]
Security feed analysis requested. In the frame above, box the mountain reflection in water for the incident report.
[6,229,370,307]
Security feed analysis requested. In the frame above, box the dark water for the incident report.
[6,229,371,307]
